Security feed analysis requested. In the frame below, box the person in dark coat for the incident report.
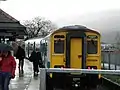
[29,50,43,76]
[16,46,25,74]
[36,51,44,68]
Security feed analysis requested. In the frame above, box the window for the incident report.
[87,40,97,54]
[54,40,64,53]
[40,40,47,56]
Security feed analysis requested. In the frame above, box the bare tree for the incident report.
[23,17,57,38]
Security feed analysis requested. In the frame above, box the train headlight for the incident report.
[75,84,78,87]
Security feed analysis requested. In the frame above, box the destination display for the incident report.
[87,35,98,39]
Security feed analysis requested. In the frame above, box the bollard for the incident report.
[40,68,46,90]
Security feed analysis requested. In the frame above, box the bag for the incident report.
[28,56,33,62]
[39,62,45,68]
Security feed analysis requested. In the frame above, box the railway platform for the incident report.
[9,58,34,90]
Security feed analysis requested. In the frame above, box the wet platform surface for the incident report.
[9,58,33,90]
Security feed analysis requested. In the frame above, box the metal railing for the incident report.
[39,68,120,90]
[102,51,120,70]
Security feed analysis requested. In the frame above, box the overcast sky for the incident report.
[0,0,120,28]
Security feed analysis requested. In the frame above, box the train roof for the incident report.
[25,37,43,44]
[52,25,100,35]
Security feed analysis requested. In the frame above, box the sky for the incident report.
[0,0,120,28]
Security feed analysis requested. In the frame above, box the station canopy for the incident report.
[0,9,27,39]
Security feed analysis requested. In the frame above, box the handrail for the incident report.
[39,68,120,90]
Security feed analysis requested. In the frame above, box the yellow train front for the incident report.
[42,25,101,89]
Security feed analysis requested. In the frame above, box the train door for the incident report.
[70,38,82,68]
[66,32,86,69]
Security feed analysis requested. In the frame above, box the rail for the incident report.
[39,68,120,90]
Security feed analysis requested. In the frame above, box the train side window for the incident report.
[54,40,64,53]
[87,40,97,54]
[40,41,47,56]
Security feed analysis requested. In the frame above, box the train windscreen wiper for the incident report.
[91,39,96,47]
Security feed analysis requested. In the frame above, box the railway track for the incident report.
[51,77,120,90]
[52,86,106,90]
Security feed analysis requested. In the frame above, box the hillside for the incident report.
[101,31,120,43]
[79,9,120,44]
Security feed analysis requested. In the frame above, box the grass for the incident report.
[103,75,120,84]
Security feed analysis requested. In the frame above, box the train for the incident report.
[39,25,101,89]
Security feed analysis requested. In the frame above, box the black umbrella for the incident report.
[0,43,13,51]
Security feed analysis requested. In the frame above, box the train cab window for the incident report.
[87,40,97,54]
[54,39,64,53]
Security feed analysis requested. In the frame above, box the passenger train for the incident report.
[39,25,101,89]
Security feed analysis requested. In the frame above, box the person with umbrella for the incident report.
[0,43,16,90]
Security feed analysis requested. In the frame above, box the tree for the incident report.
[23,17,57,39]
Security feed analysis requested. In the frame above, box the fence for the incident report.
[39,68,120,90]
[102,51,120,70]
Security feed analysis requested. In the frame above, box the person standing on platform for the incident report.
[16,46,25,74]
[0,51,16,90]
